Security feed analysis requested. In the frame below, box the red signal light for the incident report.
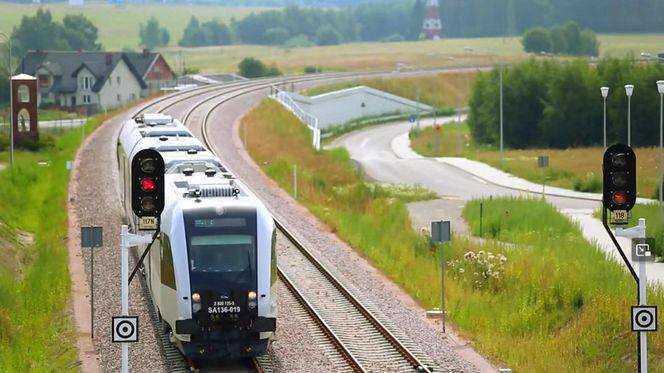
[141,178,156,192]
[612,191,627,205]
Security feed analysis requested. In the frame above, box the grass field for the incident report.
[0,2,269,51]
[304,71,477,110]
[164,33,664,74]
[244,99,664,371]
[0,119,107,369]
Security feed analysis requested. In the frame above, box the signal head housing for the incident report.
[131,149,165,217]
[603,144,637,212]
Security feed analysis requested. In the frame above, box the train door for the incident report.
[160,234,178,328]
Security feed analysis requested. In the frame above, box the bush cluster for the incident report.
[522,21,599,56]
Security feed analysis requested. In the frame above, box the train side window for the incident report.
[161,234,177,290]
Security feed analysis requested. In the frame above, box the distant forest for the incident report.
[7,0,664,36]
[441,0,664,36]
[227,0,663,47]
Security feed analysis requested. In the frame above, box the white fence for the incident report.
[271,87,321,151]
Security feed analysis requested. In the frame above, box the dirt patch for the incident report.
[0,222,36,280]
[406,197,471,238]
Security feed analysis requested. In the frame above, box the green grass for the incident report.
[304,71,476,109]
[0,119,103,370]
[0,2,269,51]
[245,99,664,371]
[457,197,664,371]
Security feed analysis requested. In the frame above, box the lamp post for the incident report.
[625,84,634,146]
[657,80,664,229]
[0,32,12,168]
[499,62,504,168]
[601,86,609,149]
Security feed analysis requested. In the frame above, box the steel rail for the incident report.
[278,268,367,372]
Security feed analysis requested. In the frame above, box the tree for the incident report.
[238,57,282,78]
[180,17,233,47]
[62,14,101,50]
[315,25,342,46]
[11,9,71,57]
[202,21,232,46]
[139,17,169,49]
[521,27,551,54]
[179,17,205,47]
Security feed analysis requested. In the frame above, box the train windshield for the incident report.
[189,235,255,274]
[184,211,258,291]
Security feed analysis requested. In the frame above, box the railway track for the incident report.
[128,71,442,372]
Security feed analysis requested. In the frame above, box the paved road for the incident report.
[332,119,600,211]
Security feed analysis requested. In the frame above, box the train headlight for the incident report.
[193,302,202,313]
[192,292,201,302]
[248,291,257,301]
[248,301,257,310]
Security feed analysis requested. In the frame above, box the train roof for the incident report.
[164,168,257,211]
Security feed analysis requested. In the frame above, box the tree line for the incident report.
[468,59,664,150]
[440,0,664,37]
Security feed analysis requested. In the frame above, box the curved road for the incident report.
[333,119,600,211]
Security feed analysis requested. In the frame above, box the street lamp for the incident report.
[601,86,609,149]
[499,63,504,168]
[0,32,12,168]
[625,84,634,146]
[657,80,664,228]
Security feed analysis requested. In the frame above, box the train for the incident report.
[116,113,277,363]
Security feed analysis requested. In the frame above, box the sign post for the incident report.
[602,144,657,372]
[537,155,549,196]
[431,220,451,332]
[116,225,153,373]
[81,226,103,339]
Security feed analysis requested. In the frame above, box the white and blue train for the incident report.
[116,113,277,362]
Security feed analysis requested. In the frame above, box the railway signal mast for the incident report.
[602,144,657,373]
[116,149,165,373]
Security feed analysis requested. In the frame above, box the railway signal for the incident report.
[131,149,165,218]
[603,144,637,213]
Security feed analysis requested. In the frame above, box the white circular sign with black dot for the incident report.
[631,306,657,332]
[112,316,139,343]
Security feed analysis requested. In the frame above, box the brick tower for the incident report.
[422,0,442,40]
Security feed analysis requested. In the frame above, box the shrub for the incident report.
[522,27,552,54]
[315,25,343,46]
[304,65,319,74]
[238,57,281,78]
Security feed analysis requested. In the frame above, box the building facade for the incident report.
[19,50,175,114]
